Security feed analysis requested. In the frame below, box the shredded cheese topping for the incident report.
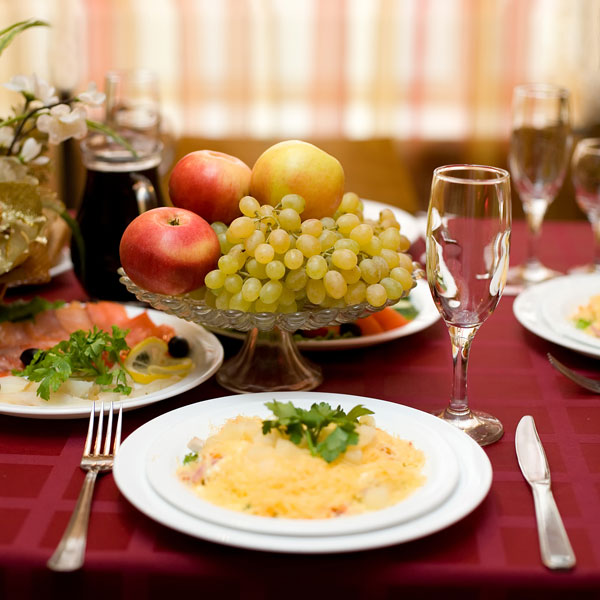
[177,415,426,519]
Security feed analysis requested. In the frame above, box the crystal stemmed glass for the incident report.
[426,165,511,446]
[507,83,571,288]
[570,138,600,273]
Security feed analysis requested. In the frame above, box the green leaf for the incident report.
[0,297,65,323]
[345,404,374,422]
[0,19,49,58]
[316,427,359,463]
[575,318,592,330]
[183,452,198,464]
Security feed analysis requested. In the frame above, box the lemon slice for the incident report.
[124,337,193,384]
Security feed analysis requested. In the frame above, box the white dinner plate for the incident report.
[0,306,224,419]
[539,274,600,350]
[114,392,492,554]
[513,274,600,359]
[145,395,459,537]
[361,198,419,243]
[48,247,73,278]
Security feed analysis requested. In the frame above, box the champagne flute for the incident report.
[570,138,600,273]
[507,83,571,288]
[426,165,511,446]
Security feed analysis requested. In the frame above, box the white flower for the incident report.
[36,104,88,145]
[4,74,58,105]
[0,127,14,148]
[77,82,105,106]
[19,138,49,165]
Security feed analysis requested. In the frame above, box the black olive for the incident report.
[168,336,190,358]
[339,323,362,337]
[20,347,42,366]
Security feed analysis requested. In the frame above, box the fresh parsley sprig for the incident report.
[13,325,132,401]
[262,400,374,463]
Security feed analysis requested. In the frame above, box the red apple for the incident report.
[119,207,220,296]
[249,140,345,220]
[168,150,251,224]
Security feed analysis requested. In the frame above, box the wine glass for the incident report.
[426,165,511,446]
[570,138,600,273]
[507,83,571,288]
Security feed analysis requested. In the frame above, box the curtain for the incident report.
[0,0,598,141]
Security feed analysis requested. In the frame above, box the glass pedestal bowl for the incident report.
[119,268,416,393]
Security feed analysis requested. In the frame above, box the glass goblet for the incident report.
[507,83,571,288]
[570,138,600,274]
[426,165,511,446]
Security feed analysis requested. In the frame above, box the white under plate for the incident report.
[114,392,492,553]
[0,305,224,419]
[513,275,600,359]
[145,395,459,537]
[539,274,600,350]
[48,247,73,278]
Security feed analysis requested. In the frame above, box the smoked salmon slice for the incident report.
[54,302,93,333]
[85,301,130,331]
[123,312,175,347]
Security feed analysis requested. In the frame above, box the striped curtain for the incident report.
[0,0,598,141]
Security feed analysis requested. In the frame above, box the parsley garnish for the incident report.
[262,400,374,463]
[0,297,65,323]
[575,318,592,330]
[183,452,198,464]
[13,326,132,401]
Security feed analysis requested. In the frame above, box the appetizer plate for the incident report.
[114,392,493,553]
[144,394,460,537]
[48,247,73,278]
[513,275,600,359]
[539,273,600,350]
[0,306,224,419]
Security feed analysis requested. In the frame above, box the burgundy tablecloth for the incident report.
[1,221,599,600]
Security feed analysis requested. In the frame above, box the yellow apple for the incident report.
[249,140,345,220]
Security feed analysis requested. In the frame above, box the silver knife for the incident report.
[515,415,576,570]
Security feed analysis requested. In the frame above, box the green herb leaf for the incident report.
[183,452,198,464]
[0,297,65,323]
[575,318,592,330]
[13,326,132,401]
[262,400,374,463]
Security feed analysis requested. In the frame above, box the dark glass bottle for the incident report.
[71,134,164,301]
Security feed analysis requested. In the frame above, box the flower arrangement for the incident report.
[0,19,124,289]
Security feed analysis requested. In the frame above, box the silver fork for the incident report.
[47,400,123,572]
[547,353,600,393]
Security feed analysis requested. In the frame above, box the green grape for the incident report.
[381,217,400,230]
[319,229,338,252]
[349,223,373,247]
[246,258,267,279]
[372,255,390,279]
[224,273,243,294]
[363,236,383,257]
[336,213,360,234]
[229,216,255,239]
[296,234,321,257]
[321,216,336,229]
[229,291,252,311]
[239,195,260,217]
[340,265,361,284]
[211,221,228,234]
[278,207,301,231]
[278,300,298,313]
[305,254,328,279]
[321,297,345,308]
[268,228,291,254]
[217,232,232,254]
[204,291,217,308]
[241,277,262,302]
[397,252,414,272]
[379,227,401,251]
[344,281,367,305]
[258,204,277,229]
[255,243,275,264]
[334,238,360,254]
[380,248,400,269]
[266,260,286,280]
[218,254,240,275]
[390,266,412,289]
[244,230,266,256]
[285,268,308,291]
[255,298,279,312]
[215,290,232,310]
[331,248,358,270]
[323,270,347,299]
[379,208,397,223]
[283,248,304,270]
[301,218,323,237]
[279,286,296,305]
[306,278,326,305]
[359,258,380,284]
[339,191,360,214]
[366,283,387,307]
[225,227,243,244]
[380,277,404,300]
[259,280,283,304]
[281,193,306,214]
[398,234,411,252]
[205,269,226,289]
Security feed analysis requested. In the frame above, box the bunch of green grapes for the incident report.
[201,192,415,313]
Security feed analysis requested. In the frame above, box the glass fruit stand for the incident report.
[119,268,416,393]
